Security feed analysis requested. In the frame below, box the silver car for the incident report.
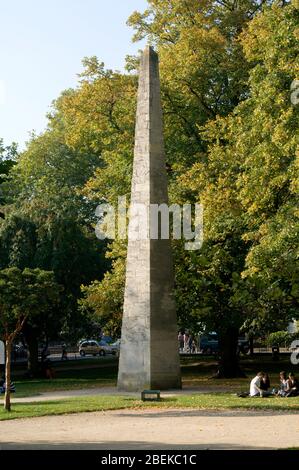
[79,340,112,357]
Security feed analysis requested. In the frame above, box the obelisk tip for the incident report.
[144,45,157,57]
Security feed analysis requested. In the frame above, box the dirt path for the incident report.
[0,408,298,450]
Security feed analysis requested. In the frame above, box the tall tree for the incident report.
[0,139,17,210]
[0,268,61,411]
[0,106,108,373]
[175,0,298,375]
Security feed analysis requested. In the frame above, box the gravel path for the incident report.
[1,408,298,450]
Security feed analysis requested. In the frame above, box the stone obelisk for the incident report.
[117,46,181,391]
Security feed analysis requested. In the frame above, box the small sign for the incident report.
[0,341,4,365]
[141,390,161,401]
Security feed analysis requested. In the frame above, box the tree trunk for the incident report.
[25,328,39,377]
[215,327,246,378]
[4,340,11,411]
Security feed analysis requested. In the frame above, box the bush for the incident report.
[266,331,292,348]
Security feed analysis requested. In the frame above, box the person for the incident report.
[249,372,265,397]
[41,344,49,363]
[191,339,197,354]
[41,358,55,379]
[276,371,288,397]
[61,344,68,361]
[0,376,16,393]
[286,373,299,397]
[183,333,190,353]
[188,335,193,354]
[178,332,184,352]
[0,375,4,393]
[260,373,270,392]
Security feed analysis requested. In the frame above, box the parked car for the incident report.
[98,340,113,353]
[39,345,50,360]
[12,344,28,360]
[199,333,249,355]
[101,335,113,344]
[79,340,112,357]
[199,332,219,355]
[110,339,120,355]
[237,337,250,355]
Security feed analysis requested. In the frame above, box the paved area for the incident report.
[0,408,298,450]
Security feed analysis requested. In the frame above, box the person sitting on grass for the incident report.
[260,373,271,393]
[250,371,274,397]
[286,373,299,397]
[237,372,269,398]
[276,371,288,397]
[250,371,265,397]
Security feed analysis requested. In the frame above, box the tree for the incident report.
[0,103,109,373]
[0,208,107,374]
[128,0,276,170]
[0,268,61,411]
[174,1,298,375]
[80,245,126,338]
[233,1,299,324]
[38,59,137,341]
[0,139,17,209]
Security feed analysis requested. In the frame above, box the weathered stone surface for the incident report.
[117,46,182,391]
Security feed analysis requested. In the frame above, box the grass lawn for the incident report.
[1,393,299,421]
[10,354,299,398]
[13,358,118,397]
[0,355,298,421]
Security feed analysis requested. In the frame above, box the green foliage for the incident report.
[128,0,265,175]
[0,214,37,270]
[0,267,61,340]
[174,1,299,343]
[0,139,18,206]
[266,330,293,347]
[80,243,126,337]
[0,98,109,342]
[0,139,18,162]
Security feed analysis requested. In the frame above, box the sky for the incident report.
[0,0,147,150]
